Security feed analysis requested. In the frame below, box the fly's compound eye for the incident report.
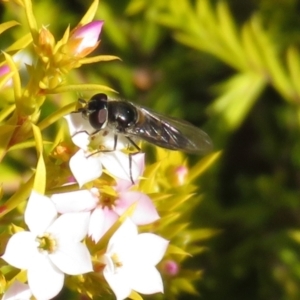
[87,93,109,130]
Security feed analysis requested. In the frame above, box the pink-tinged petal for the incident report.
[48,212,90,242]
[175,165,188,185]
[115,178,133,192]
[2,231,39,269]
[133,233,169,266]
[128,265,164,295]
[27,254,64,300]
[50,241,92,275]
[51,189,98,213]
[70,21,103,54]
[72,21,103,39]
[115,191,159,225]
[89,207,118,242]
[101,152,140,182]
[70,149,103,187]
[103,267,131,300]
[102,207,119,235]
[25,191,57,235]
[2,280,32,300]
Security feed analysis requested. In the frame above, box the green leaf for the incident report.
[5,33,33,53]
[0,21,19,35]
[0,175,34,217]
[188,228,221,242]
[0,105,15,123]
[97,2,129,51]
[167,244,191,257]
[23,0,38,41]
[79,55,121,64]
[0,72,14,90]
[0,163,20,182]
[8,140,52,152]
[0,125,16,162]
[37,102,77,132]
[125,0,146,15]
[3,52,21,102]
[32,124,46,194]
[173,277,200,295]
[188,151,222,182]
[216,2,246,69]
[209,72,265,130]
[46,84,116,94]
[79,0,99,25]
[287,47,300,100]
[249,16,293,102]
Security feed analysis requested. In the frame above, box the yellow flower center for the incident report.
[36,233,57,253]
[100,193,117,210]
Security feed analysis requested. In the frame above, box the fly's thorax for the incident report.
[107,100,138,133]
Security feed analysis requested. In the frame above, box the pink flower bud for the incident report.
[175,165,188,185]
[0,65,12,88]
[69,20,104,56]
[162,260,180,276]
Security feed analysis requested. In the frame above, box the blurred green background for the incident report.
[2,0,300,299]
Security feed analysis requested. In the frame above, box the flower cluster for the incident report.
[0,0,217,299]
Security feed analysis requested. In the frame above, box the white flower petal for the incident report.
[51,189,98,213]
[128,265,164,295]
[2,231,38,269]
[64,113,94,150]
[103,267,131,300]
[25,191,57,235]
[65,113,94,137]
[88,207,105,242]
[48,212,90,242]
[107,219,138,255]
[2,280,32,300]
[69,149,103,187]
[50,242,92,275]
[90,131,128,151]
[101,152,140,182]
[72,131,90,150]
[133,233,169,266]
[103,219,167,298]
[27,254,64,300]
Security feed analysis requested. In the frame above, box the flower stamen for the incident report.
[36,233,57,253]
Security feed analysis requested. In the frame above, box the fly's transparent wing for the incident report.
[125,106,213,154]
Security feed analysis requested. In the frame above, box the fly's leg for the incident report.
[77,133,141,185]
[126,137,141,184]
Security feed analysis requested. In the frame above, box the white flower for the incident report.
[2,280,32,300]
[2,191,93,300]
[103,219,169,300]
[65,113,144,186]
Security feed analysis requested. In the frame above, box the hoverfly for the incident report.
[76,93,213,182]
